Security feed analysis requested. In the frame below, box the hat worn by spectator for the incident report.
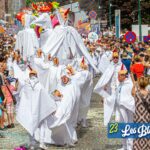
[29,70,37,75]
[113,52,119,58]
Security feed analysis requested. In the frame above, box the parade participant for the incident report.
[116,70,135,150]
[76,57,93,127]
[33,49,50,90]
[30,13,53,49]
[62,56,93,127]
[15,13,39,60]
[94,52,126,125]
[132,77,150,150]
[11,53,29,87]
[33,51,63,92]
[46,74,80,147]
[16,70,56,149]
[41,8,99,73]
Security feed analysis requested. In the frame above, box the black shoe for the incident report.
[6,124,11,128]
[11,123,15,128]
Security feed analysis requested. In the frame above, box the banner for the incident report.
[115,10,121,38]
[108,123,150,138]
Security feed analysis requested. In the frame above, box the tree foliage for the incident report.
[25,0,150,29]
[78,0,150,29]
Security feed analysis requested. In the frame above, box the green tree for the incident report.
[78,0,150,29]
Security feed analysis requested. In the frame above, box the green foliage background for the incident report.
[79,0,150,29]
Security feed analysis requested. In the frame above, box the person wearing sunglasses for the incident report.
[94,52,127,126]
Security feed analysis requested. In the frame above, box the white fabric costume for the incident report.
[41,11,99,72]
[98,50,112,74]
[46,79,80,146]
[31,13,53,49]
[15,14,39,59]
[16,77,56,136]
[33,57,64,92]
[70,70,93,124]
[116,78,135,150]
[94,62,125,126]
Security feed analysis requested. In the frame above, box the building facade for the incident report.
[8,0,26,16]
[0,0,5,19]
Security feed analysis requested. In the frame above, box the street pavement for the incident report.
[0,77,121,150]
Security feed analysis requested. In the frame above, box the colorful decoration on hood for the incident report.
[15,12,25,21]
[32,11,39,17]
[81,56,85,64]
[32,2,37,10]
[51,15,60,28]
[30,24,36,29]
[51,1,60,9]
[34,26,43,38]
[59,8,70,20]
[31,1,59,13]
[30,24,44,38]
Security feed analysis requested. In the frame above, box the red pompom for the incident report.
[16,12,25,21]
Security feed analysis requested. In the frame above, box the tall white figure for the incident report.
[41,8,99,73]
[94,52,126,125]
[15,14,39,60]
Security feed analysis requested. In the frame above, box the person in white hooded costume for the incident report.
[41,8,99,73]
[47,75,81,146]
[94,52,127,125]
[34,74,80,147]
[115,70,135,150]
[33,50,63,93]
[16,70,56,149]
[15,13,39,60]
[66,57,93,127]
[30,13,53,49]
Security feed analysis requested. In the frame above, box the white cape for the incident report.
[42,25,99,72]
[15,14,39,59]
[71,70,93,121]
[46,81,80,145]
[94,62,123,126]
[98,51,112,74]
[16,78,56,136]
[33,58,63,92]
[118,79,135,113]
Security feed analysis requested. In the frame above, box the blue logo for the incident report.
[108,123,150,138]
